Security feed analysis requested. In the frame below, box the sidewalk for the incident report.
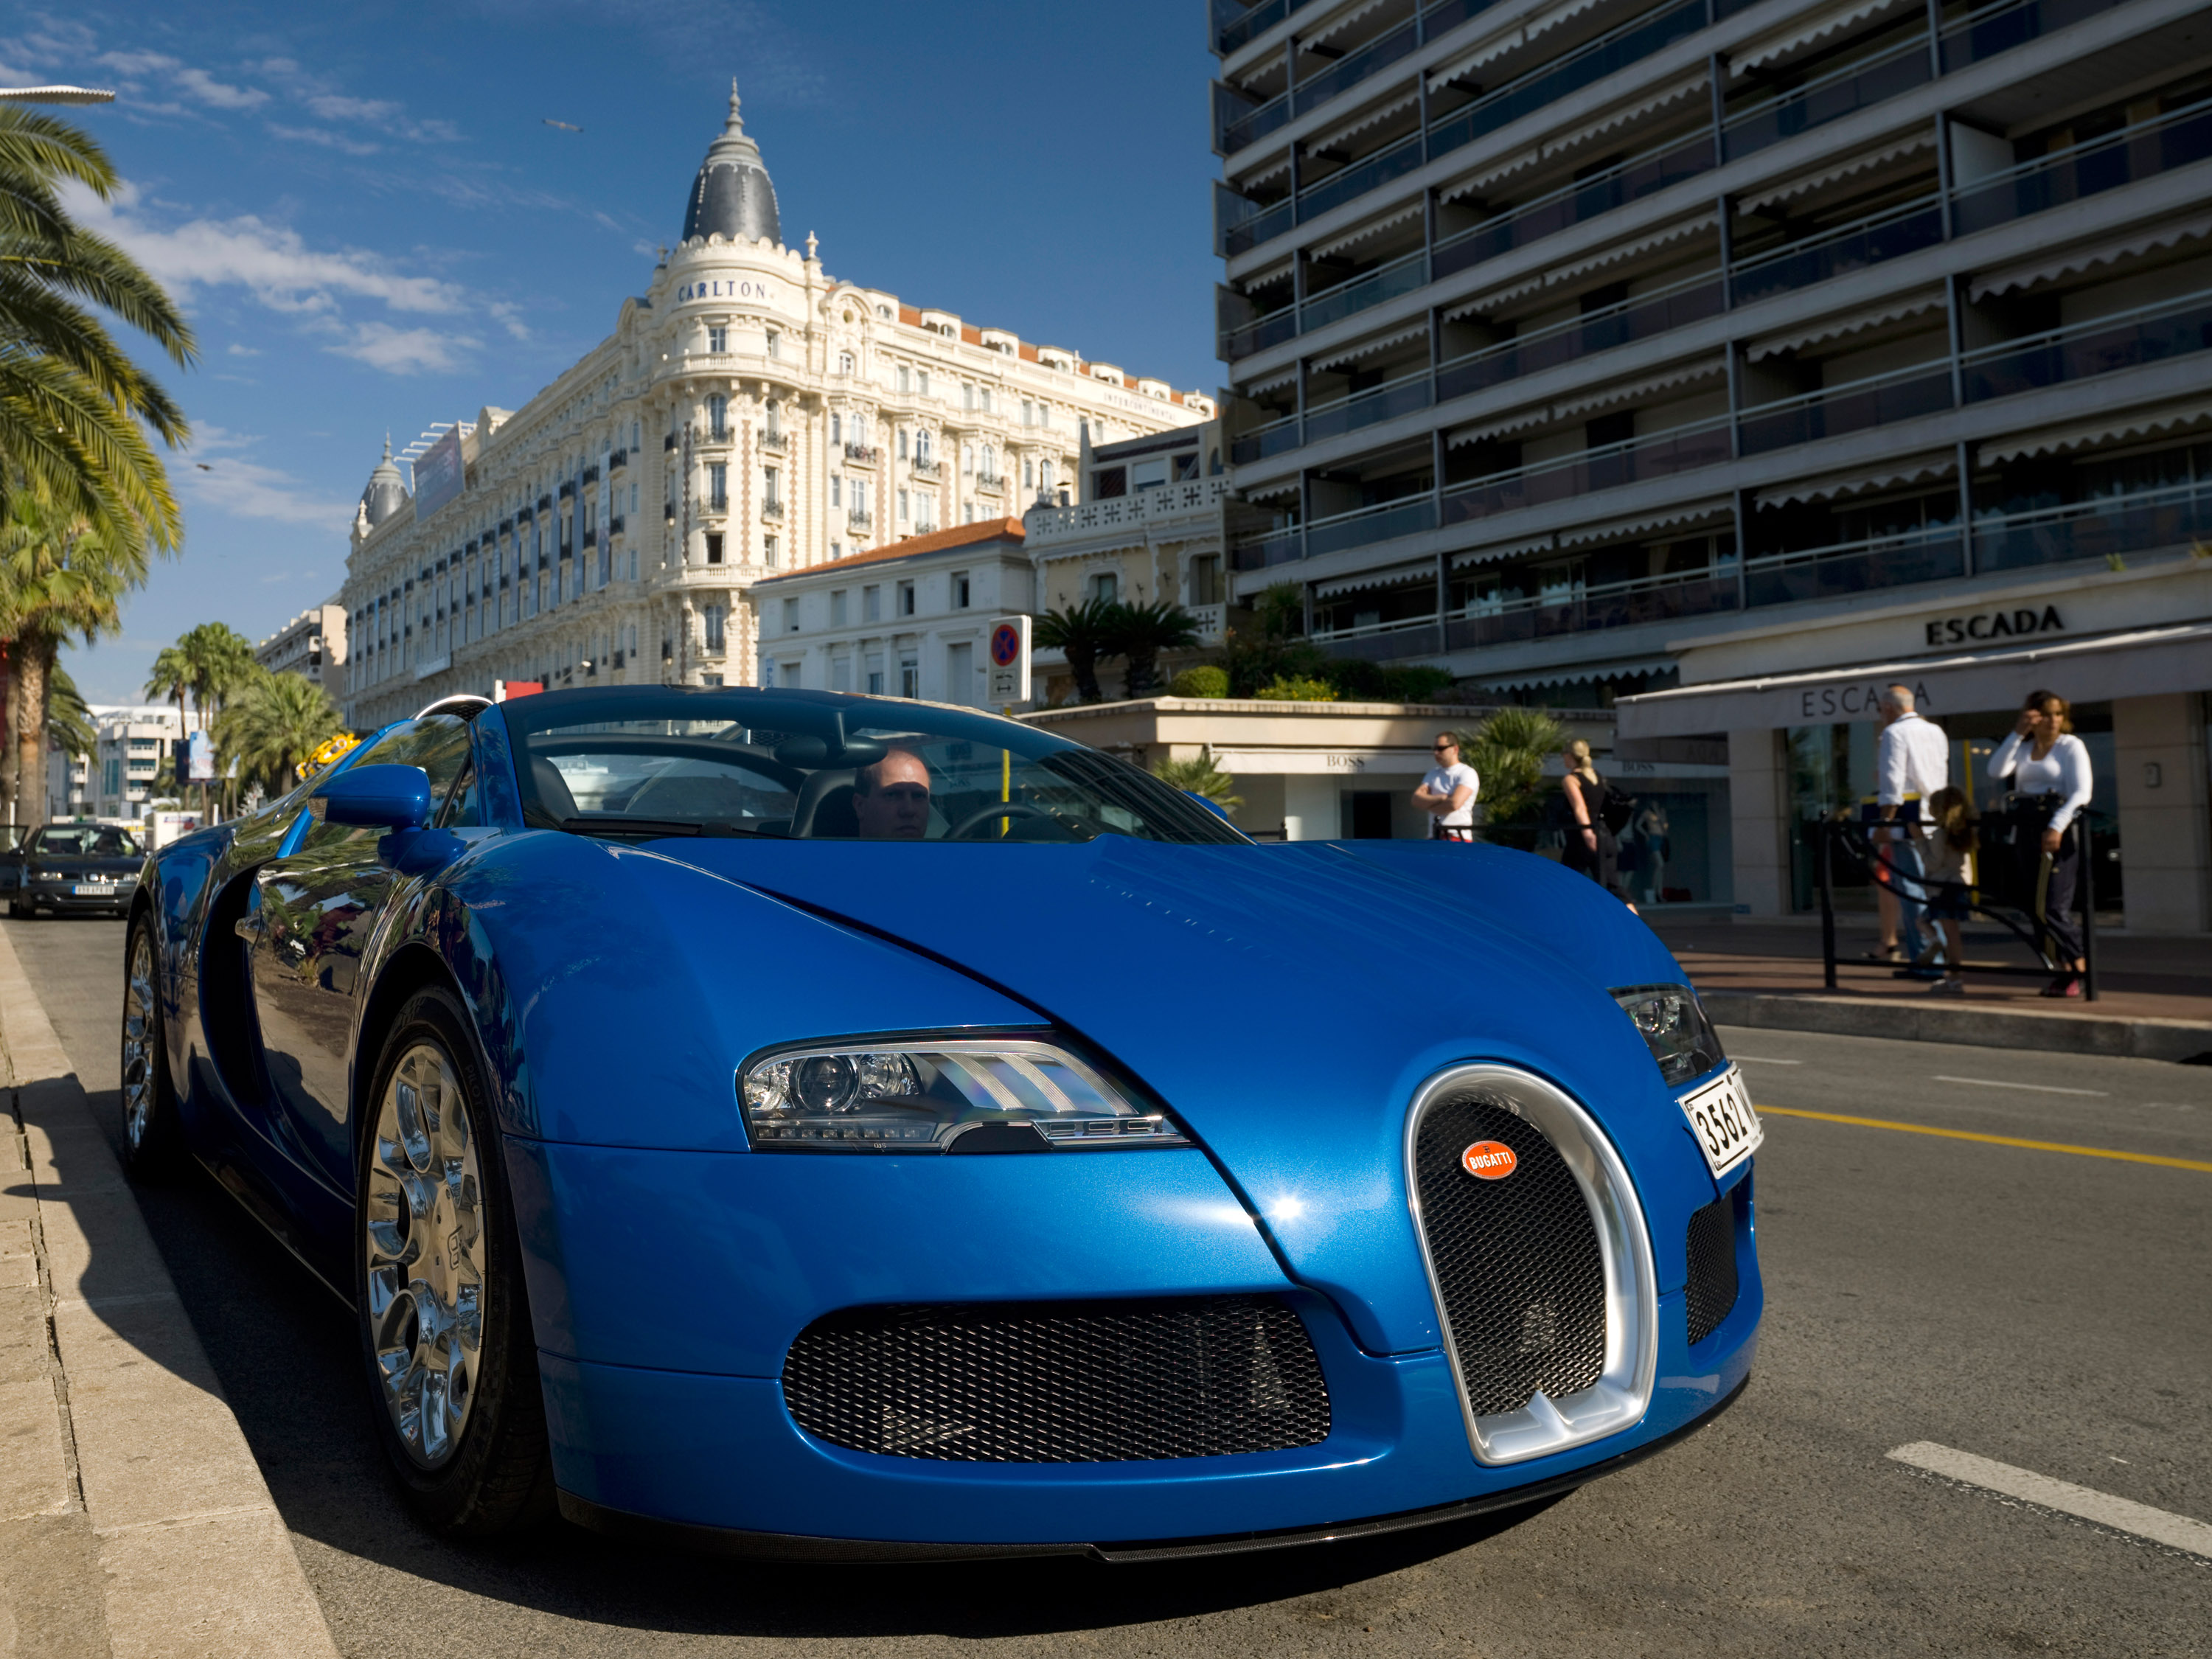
[0,928,338,1658]
[1647,913,2212,1060]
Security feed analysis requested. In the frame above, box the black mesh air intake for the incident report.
[1413,1096,1608,1417]
[1684,1195,1740,1346]
[782,1296,1331,1462]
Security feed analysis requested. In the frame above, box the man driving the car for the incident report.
[853,748,932,839]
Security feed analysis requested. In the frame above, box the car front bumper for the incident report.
[509,1138,1762,1555]
[18,883,130,913]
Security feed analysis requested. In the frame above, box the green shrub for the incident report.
[1255,674,1338,702]
[1168,664,1229,698]
[1152,751,1242,813]
[1380,664,1457,703]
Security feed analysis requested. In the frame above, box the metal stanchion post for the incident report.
[2079,822,2098,1001]
[1820,819,1838,991]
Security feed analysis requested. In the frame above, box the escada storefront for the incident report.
[1616,555,2212,932]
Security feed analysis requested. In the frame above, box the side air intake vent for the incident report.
[1685,1194,1740,1346]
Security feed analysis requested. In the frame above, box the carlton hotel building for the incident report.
[1213,0,2212,925]
[341,87,1208,731]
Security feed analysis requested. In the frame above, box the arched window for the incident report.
[706,394,727,440]
[981,445,995,479]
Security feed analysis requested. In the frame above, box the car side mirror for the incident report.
[319,765,433,831]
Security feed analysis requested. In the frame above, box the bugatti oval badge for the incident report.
[1461,1141,1517,1180]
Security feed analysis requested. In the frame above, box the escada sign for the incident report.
[1798,679,1935,718]
[1924,604,2063,647]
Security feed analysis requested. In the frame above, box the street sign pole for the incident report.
[987,616,1031,706]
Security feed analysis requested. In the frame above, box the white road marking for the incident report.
[1730,1056,1804,1065]
[1889,1442,2212,1559]
[1933,1074,2109,1097]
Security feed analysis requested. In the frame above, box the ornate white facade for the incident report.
[341,86,1210,728]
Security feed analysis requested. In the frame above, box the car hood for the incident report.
[659,835,1707,1353]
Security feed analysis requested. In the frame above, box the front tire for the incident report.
[119,917,184,1176]
[356,987,553,1534]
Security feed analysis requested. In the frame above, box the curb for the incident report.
[0,926,341,1659]
[1701,990,2212,1062]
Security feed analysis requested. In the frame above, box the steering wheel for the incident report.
[945,800,1060,840]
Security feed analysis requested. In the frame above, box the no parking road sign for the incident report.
[988,615,1031,704]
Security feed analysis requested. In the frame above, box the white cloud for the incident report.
[69,180,465,316]
[183,428,352,525]
[265,122,383,156]
[226,342,260,357]
[487,302,530,342]
[324,322,480,375]
[98,49,270,112]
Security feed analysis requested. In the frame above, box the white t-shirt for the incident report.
[1423,762,1479,827]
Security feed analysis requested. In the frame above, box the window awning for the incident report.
[1980,396,2212,464]
[1739,132,1935,216]
[1310,201,1424,260]
[1451,535,1559,568]
[1447,407,1550,446]
[1239,365,1299,396]
[1556,501,1731,548]
[1429,20,1531,91]
[1746,293,1944,361]
[1551,360,1726,422]
[1315,563,1434,598]
[1301,0,1391,49]
[1618,623,2212,739]
[1469,211,1722,314]
[1239,478,1301,502]
[1440,148,1540,203]
[1307,90,1420,159]
[1238,153,1293,190]
[1523,0,1610,48]
[1472,656,1676,691]
[1731,0,1919,74]
[1312,320,1431,372]
[1545,72,1710,159]
[1756,453,1953,508]
[1970,212,2212,300]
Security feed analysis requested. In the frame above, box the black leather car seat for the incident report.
[790,770,858,838]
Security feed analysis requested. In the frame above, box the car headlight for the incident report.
[1611,984,1726,1088]
[740,1034,1192,1154]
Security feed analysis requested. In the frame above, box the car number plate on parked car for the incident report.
[72,883,116,897]
[1677,1064,1761,1180]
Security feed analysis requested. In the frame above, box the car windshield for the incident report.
[35,827,139,857]
[501,688,1245,846]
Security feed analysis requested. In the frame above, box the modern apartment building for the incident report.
[255,601,347,686]
[1211,0,2212,924]
[342,84,1208,731]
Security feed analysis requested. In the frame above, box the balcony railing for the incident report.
[975,473,1005,491]
[847,509,874,530]
[762,498,785,520]
[1737,360,1954,455]
[1939,0,2126,73]
[1431,131,1716,285]
[1975,478,2212,574]
[1447,565,1739,649]
[761,430,787,452]
[910,456,942,478]
[1953,93,2212,237]
[1743,525,1965,607]
[845,442,880,463]
[1731,195,1944,307]
[1722,30,1932,161]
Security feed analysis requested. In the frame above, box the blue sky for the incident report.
[4,0,1224,704]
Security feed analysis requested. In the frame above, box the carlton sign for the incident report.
[675,276,777,305]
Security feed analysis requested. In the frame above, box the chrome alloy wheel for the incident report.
[121,928,158,1150]
[364,1042,485,1470]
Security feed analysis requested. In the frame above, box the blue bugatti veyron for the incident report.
[120,686,1761,1558]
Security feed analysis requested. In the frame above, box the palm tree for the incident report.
[0,108,194,547]
[0,485,145,830]
[1105,600,1201,699]
[45,658,94,761]
[1152,749,1242,815]
[215,668,342,800]
[145,622,257,818]
[1458,707,1569,847]
[1034,597,1121,704]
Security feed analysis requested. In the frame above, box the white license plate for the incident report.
[72,883,116,897]
[1678,1063,1762,1180]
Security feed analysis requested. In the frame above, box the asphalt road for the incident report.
[12,913,2210,1658]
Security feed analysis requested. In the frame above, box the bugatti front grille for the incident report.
[1684,1195,1740,1345]
[1413,1096,1609,1417]
[782,1296,1332,1462]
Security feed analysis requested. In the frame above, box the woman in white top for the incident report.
[1987,689,2093,996]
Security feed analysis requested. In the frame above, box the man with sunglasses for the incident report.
[1413,732,1480,843]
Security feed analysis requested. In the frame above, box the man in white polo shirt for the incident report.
[1414,732,1480,843]
[1875,684,1949,965]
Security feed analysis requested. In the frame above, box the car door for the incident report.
[243,714,475,1192]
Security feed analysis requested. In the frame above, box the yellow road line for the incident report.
[1756,1105,2212,1173]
